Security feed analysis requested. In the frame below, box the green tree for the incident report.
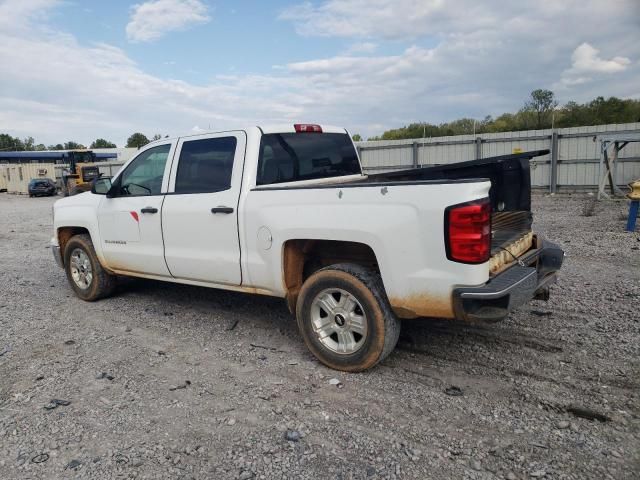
[0,133,23,151]
[152,134,162,141]
[524,89,558,129]
[48,144,64,150]
[485,113,516,132]
[443,118,476,135]
[23,136,35,150]
[351,133,362,141]
[126,132,150,148]
[556,97,640,128]
[64,141,85,150]
[34,144,47,151]
[556,101,584,127]
[90,138,117,149]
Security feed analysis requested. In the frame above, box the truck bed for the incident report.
[253,150,546,267]
[365,150,548,260]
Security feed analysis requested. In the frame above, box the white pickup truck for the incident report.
[51,124,564,371]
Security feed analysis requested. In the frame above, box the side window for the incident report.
[174,136,237,194]
[118,144,171,196]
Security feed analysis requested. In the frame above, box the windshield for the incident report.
[70,152,94,163]
[256,133,360,185]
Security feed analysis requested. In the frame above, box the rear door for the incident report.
[162,131,246,284]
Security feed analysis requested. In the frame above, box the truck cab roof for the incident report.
[147,125,350,146]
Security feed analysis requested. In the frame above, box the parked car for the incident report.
[28,178,57,197]
[50,124,564,371]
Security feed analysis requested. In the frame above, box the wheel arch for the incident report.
[281,239,380,314]
[56,226,92,267]
[56,227,91,263]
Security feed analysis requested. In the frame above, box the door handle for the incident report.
[211,206,234,214]
[141,207,158,214]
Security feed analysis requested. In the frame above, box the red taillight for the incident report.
[294,123,322,133]
[445,199,491,264]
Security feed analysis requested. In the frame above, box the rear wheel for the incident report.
[63,234,116,301]
[296,263,400,372]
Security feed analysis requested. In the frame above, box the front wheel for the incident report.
[296,263,400,372]
[63,234,116,301]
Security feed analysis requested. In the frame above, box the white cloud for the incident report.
[0,0,638,145]
[126,0,210,43]
[557,42,632,88]
[279,0,590,40]
[280,0,449,38]
[569,42,630,74]
[0,0,59,30]
[280,0,639,103]
[0,10,304,145]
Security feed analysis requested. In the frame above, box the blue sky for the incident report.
[0,0,638,146]
[53,1,351,80]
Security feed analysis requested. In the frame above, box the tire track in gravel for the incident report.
[389,319,627,413]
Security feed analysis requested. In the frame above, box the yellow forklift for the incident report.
[61,150,102,196]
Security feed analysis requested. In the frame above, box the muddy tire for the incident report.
[63,234,116,301]
[296,263,400,372]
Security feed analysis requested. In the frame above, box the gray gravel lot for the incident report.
[0,192,638,479]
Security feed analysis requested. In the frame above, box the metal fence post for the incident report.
[412,141,419,168]
[550,131,558,193]
[475,137,482,160]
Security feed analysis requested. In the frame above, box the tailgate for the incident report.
[490,210,533,273]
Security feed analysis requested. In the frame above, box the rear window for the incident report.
[256,133,360,186]
[31,179,51,186]
[82,167,100,183]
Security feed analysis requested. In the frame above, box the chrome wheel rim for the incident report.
[310,288,368,355]
[70,248,93,290]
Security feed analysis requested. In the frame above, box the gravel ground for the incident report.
[0,192,638,480]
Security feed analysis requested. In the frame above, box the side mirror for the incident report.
[91,177,112,195]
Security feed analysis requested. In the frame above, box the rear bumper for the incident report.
[452,236,564,322]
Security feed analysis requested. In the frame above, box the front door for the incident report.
[161,131,246,284]
[97,142,174,276]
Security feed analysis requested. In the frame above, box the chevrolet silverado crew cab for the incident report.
[51,124,564,371]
